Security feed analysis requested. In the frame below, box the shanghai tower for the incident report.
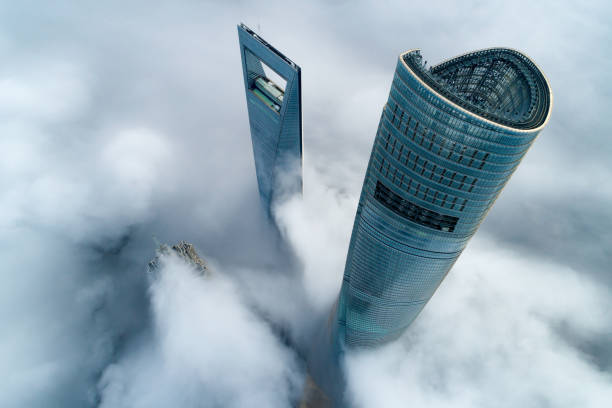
[336,48,552,346]
[307,47,552,404]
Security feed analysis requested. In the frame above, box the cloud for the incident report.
[0,0,610,407]
[97,252,302,408]
[275,166,357,315]
[343,236,612,407]
[0,229,113,407]
[274,163,612,407]
[0,52,164,407]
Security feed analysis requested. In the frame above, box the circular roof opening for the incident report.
[403,48,552,130]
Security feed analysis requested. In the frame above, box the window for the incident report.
[245,48,287,114]
[374,181,459,232]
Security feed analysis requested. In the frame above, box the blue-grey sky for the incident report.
[1,1,611,407]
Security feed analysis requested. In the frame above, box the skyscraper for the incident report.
[306,47,552,405]
[336,48,552,347]
[238,24,303,215]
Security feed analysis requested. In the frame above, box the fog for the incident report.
[1,1,610,407]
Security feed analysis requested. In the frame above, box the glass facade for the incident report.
[335,48,552,347]
[238,24,303,215]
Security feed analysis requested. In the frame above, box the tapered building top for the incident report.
[238,24,303,216]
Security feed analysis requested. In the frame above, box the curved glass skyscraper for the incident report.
[334,47,552,347]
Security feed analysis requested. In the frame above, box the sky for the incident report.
[1,1,611,407]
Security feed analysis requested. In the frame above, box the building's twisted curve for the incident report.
[332,48,552,350]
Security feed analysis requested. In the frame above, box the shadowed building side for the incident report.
[238,24,302,216]
[307,47,552,405]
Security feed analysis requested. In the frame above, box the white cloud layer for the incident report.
[0,1,610,407]
[344,237,612,408]
[97,253,301,408]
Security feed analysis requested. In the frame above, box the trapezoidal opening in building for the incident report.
[244,48,287,114]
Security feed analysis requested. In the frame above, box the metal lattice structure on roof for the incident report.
[403,48,551,130]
